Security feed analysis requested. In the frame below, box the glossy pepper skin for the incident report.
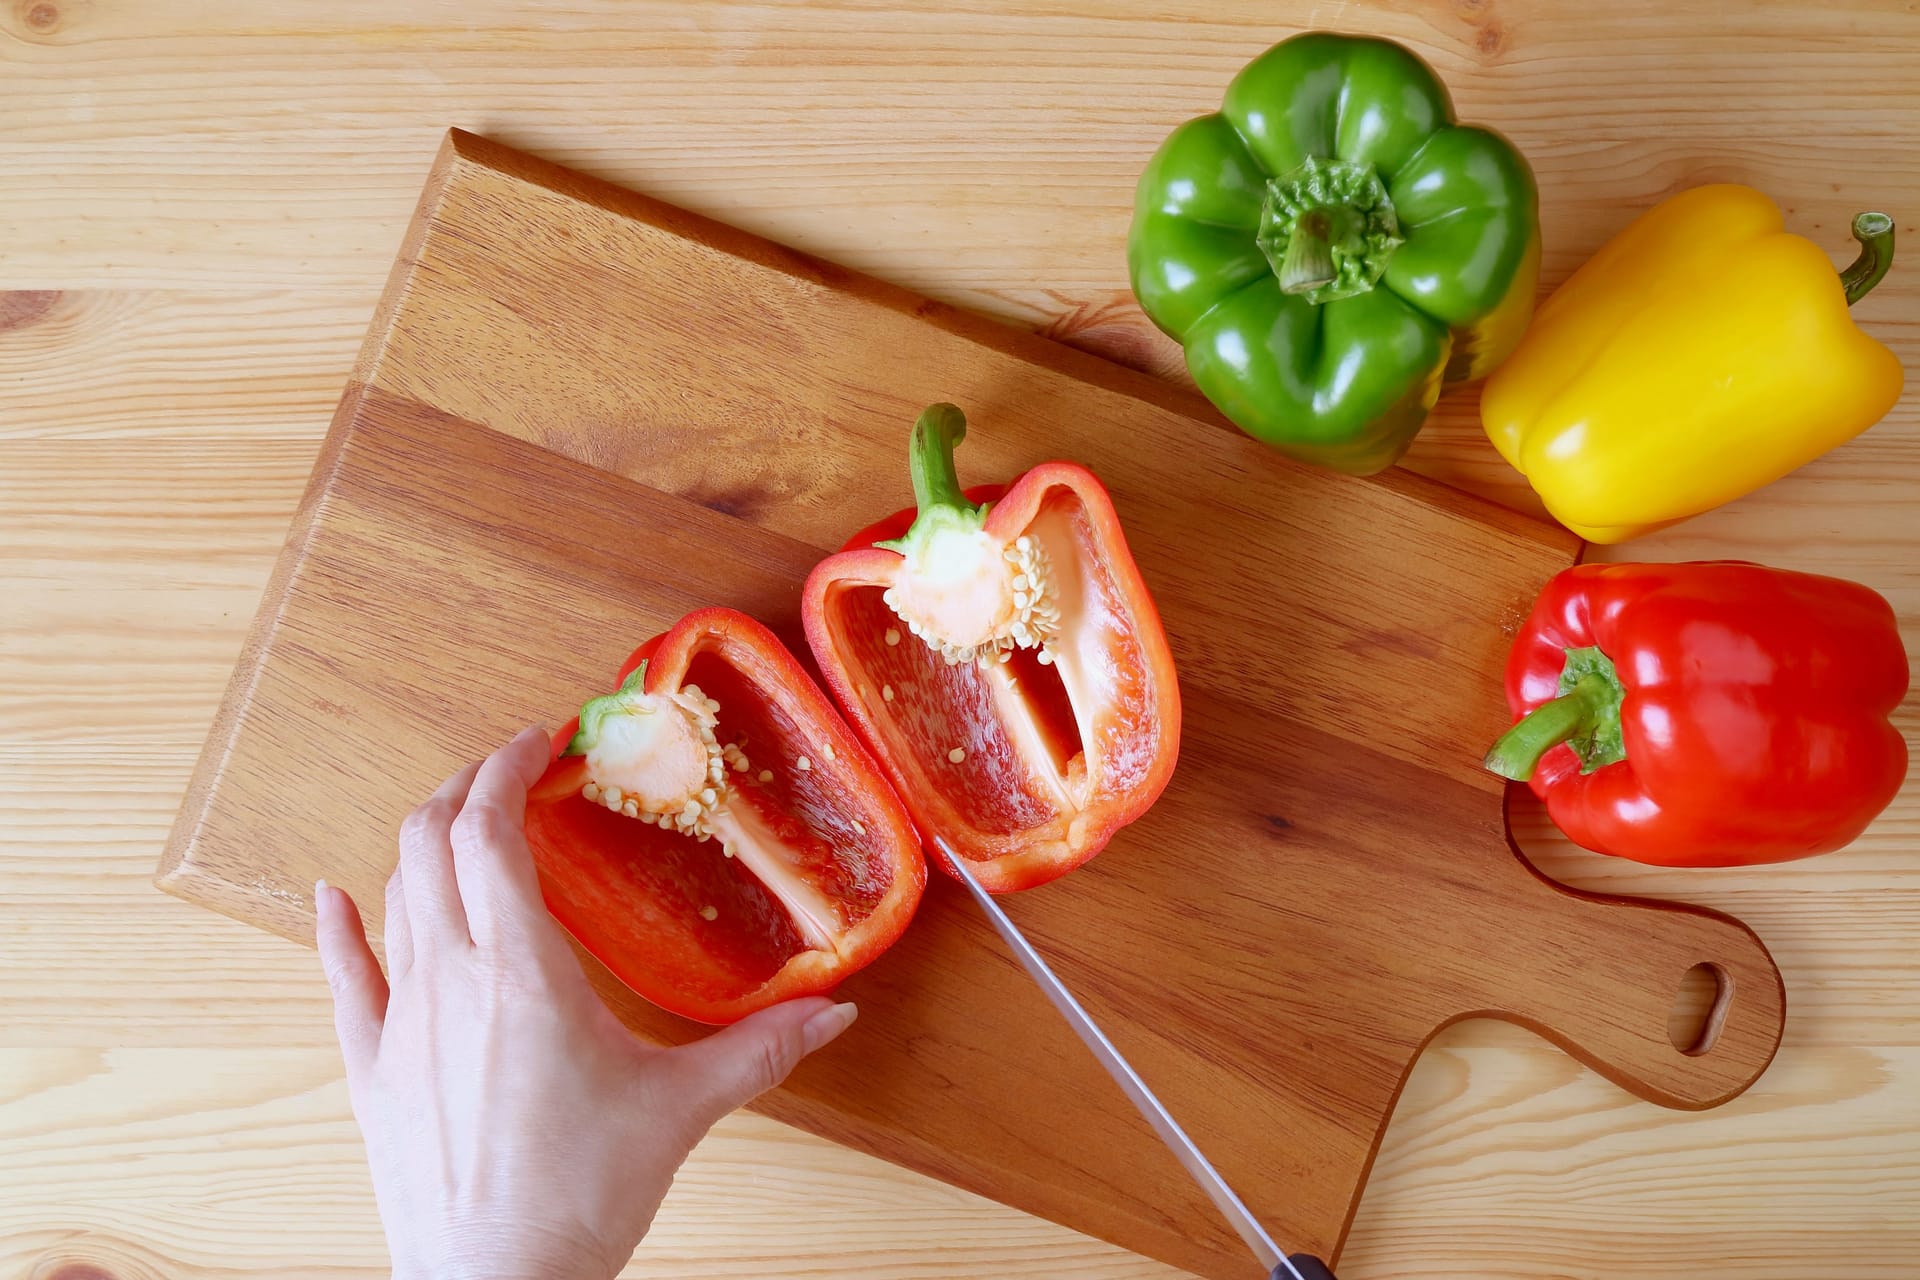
[524,609,925,1023]
[1129,32,1540,474]
[1484,563,1909,867]
[803,406,1181,893]
[1482,186,1905,543]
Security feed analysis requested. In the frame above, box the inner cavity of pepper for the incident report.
[575,653,894,957]
[844,498,1110,837]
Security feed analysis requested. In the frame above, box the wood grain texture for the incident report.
[153,131,1789,1279]
[1,3,1916,1278]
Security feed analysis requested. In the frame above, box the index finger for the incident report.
[463,724,551,831]
[396,759,481,951]
[448,726,553,938]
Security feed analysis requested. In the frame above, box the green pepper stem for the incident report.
[1278,208,1338,295]
[1840,212,1895,305]
[1255,156,1402,306]
[904,403,972,515]
[875,404,985,555]
[1482,675,1610,782]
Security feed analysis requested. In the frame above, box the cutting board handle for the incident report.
[1462,817,1787,1111]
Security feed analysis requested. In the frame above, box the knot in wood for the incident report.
[36,1265,118,1280]
[0,290,61,332]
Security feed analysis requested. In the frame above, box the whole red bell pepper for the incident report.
[524,608,925,1023]
[802,404,1181,892]
[1483,562,1909,866]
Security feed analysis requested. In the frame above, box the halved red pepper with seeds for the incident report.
[524,608,925,1024]
[802,404,1181,892]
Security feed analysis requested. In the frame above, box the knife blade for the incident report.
[935,838,1337,1280]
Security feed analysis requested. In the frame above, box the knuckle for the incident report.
[482,935,556,992]
[320,950,359,997]
[753,1036,794,1095]
[398,798,453,850]
[333,1007,380,1059]
[451,802,508,851]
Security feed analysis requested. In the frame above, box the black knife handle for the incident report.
[1274,1257,1336,1280]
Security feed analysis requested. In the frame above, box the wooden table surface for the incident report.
[2,3,1914,1278]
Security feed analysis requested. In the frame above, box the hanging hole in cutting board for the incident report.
[1668,962,1732,1055]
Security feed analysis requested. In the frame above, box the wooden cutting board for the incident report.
[158,130,1785,1279]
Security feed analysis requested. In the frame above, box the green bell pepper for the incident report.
[1128,32,1540,474]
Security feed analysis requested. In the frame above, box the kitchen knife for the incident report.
[935,837,1337,1280]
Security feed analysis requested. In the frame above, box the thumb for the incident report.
[667,997,857,1125]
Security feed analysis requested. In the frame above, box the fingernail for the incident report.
[313,879,330,910]
[802,1001,858,1053]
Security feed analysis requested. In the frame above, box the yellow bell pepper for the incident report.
[1480,185,1903,543]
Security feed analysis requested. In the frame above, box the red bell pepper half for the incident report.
[802,404,1181,892]
[525,608,925,1023]
[1483,561,1909,867]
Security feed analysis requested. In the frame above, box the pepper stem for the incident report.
[1840,212,1895,305]
[1279,209,1338,295]
[1254,156,1403,306]
[875,403,986,555]
[1482,674,1611,782]
[905,403,973,515]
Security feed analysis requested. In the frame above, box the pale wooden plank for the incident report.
[2,4,1917,296]
[1344,1032,1920,1280]
[0,291,370,441]
[0,1050,1181,1279]
[0,439,310,743]
[1,1042,1912,1280]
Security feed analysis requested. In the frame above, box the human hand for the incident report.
[314,726,858,1280]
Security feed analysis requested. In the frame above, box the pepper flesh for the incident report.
[1128,31,1539,474]
[803,406,1181,892]
[524,608,925,1023]
[1481,186,1904,543]
[1484,562,1909,867]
